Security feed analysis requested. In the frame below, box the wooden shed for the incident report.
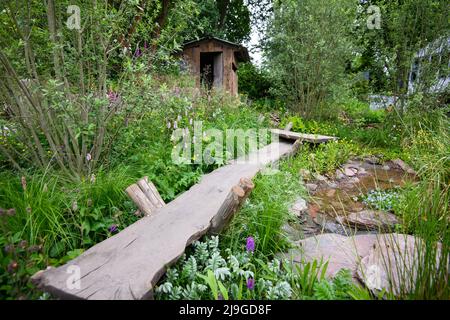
[181,36,250,96]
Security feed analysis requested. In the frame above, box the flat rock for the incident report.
[356,234,442,296]
[364,156,381,165]
[281,232,438,295]
[291,198,308,217]
[307,203,320,219]
[326,181,338,189]
[391,159,417,176]
[281,223,303,242]
[314,173,328,182]
[335,170,346,180]
[344,168,357,177]
[349,177,360,184]
[345,210,400,231]
[313,214,349,236]
[281,234,378,278]
[357,167,367,175]
[326,189,337,197]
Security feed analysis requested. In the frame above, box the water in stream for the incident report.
[283,158,417,241]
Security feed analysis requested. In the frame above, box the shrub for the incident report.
[237,63,273,101]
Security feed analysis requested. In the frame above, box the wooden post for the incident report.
[125,184,155,216]
[209,177,255,234]
[284,122,293,132]
[126,177,165,217]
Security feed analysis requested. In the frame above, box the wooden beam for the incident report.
[270,128,338,144]
[31,141,297,300]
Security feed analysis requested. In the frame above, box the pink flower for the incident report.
[108,90,119,104]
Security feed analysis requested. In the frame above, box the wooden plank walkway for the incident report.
[31,141,295,300]
[270,128,338,143]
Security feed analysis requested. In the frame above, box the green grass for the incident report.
[221,158,305,256]
[394,118,449,299]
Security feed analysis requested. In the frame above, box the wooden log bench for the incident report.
[31,140,297,300]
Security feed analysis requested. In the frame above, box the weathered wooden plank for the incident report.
[270,128,338,144]
[31,141,295,300]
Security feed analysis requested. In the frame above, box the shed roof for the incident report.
[182,36,250,62]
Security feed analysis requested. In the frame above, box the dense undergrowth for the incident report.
[1,74,448,299]
[154,87,448,300]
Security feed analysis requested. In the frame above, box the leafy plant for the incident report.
[362,189,401,212]
[155,236,367,300]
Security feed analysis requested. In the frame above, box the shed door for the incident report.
[213,53,223,88]
[200,52,223,90]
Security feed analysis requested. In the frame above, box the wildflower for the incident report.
[246,278,255,290]
[246,236,255,253]
[72,201,78,212]
[177,115,182,122]
[4,244,14,254]
[144,41,148,50]
[19,240,28,249]
[134,47,142,58]
[90,174,96,183]
[173,121,178,129]
[27,245,42,253]
[108,224,118,233]
[7,261,18,273]
[21,176,27,191]
[6,208,16,216]
[86,153,92,162]
[167,121,171,129]
[107,90,119,104]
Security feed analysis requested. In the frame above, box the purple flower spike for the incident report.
[246,236,255,253]
[246,278,255,290]
[134,47,142,58]
[108,224,118,233]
